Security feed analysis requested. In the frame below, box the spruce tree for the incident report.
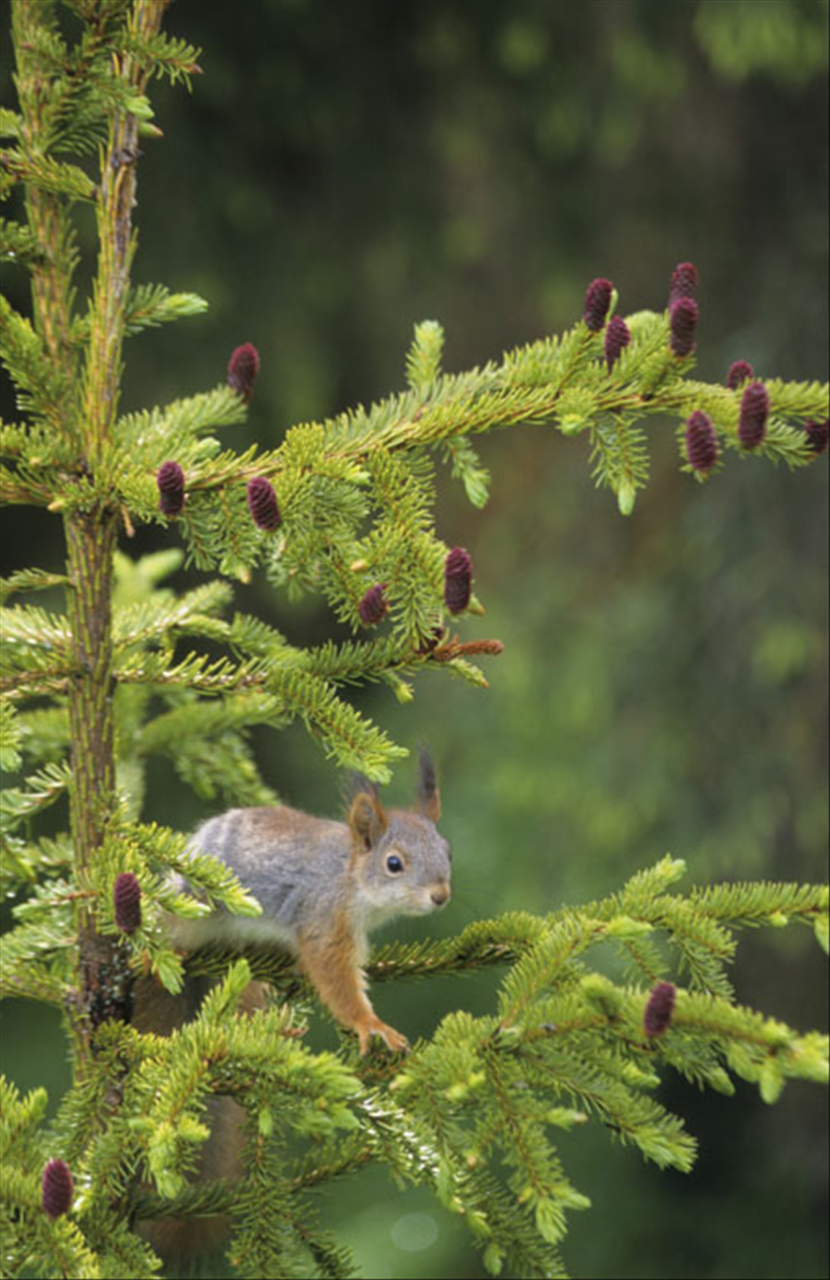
[1,3,828,1278]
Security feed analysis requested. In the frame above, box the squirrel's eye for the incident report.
[386,854,404,874]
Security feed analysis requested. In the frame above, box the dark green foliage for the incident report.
[0,3,827,1278]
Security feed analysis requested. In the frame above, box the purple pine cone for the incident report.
[738,381,769,449]
[804,419,829,456]
[113,872,142,934]
[228,343,261,403]
[444,547,473,615]
[685,410,719,475]
[246,476,282,531]
[583,278,613,332]
[358,584,388,627]
[156,460,186,517]
[669,261,697,306]
[726,359,754,390]
[604,315,631,371]
[669,297,698,358]
[42,1159,73,1219]
[644,981,676,1038]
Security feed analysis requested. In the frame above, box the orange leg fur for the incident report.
[297,915,409,1054]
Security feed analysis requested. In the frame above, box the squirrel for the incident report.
[132,750,451,1255]
[160,747,451,1052]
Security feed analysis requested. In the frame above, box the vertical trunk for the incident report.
[61,0,168,1067]
[65,508,128,1067]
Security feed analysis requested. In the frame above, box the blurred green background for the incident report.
[1,1,828,1276]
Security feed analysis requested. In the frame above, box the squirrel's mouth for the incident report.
[396,891,446,916]
[416,884,450,913]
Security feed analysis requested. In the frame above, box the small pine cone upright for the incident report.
[583,278,613,332]
[685,410,719,476]
[246,476,282,530]
[358,584,388,627]
[156,460,185,517]
[726,359,754,390]
[113,872,142,934]
[228,343,260,402]
[668,261,697,306]
[604,315,631,370]
[669,297,698,358]
[738,381,769,449]
[444,547,473,614]
[643,981,676,1038]
[42,1159,73,1219]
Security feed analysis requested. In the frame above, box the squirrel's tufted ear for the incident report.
[417,745,441,823]
[348,791,388,852]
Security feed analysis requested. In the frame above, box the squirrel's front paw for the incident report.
[358,1019,410,1056]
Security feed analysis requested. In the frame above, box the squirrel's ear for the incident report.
[348,791,388,852]
[417,745,441,824]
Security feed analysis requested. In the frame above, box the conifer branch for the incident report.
[1,5,827,1277]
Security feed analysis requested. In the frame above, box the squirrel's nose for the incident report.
[431,885,450,907]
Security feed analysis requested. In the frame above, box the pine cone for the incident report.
[685,410,719,475]
[42,1160,73,1219]
[605,315,631,370]
[668,261,697,306]
[114,872,142,934]
[583,278,613,332]
[246,476,282,530]
[444,547,473,615]
[669,297,698,358]
[156,460,186,516]
[358,584,388,626]
[726,359,754,390]
[643,982,676,1037]
[738,381,769,449]
[228,343,261,402]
